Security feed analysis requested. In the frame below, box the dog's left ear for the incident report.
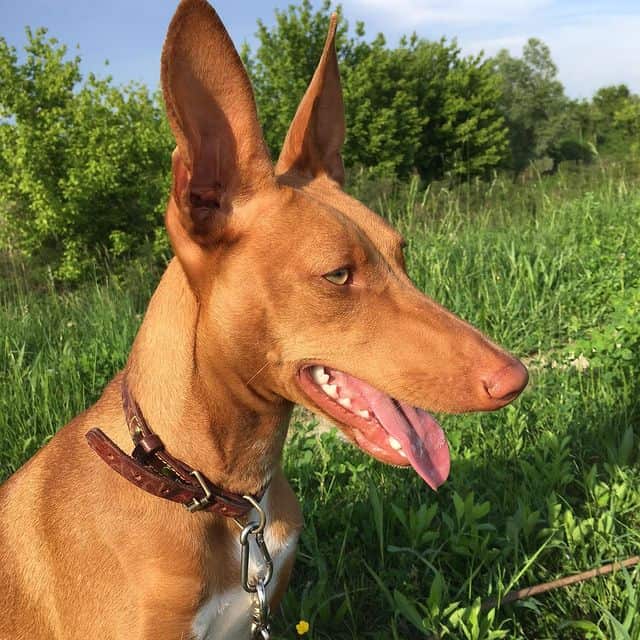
[276,14,345,186]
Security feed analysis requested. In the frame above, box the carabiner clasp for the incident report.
[239,496,273,593]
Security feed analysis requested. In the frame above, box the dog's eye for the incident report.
[323,267,352,286]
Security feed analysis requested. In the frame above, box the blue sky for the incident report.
[2,0,639,99]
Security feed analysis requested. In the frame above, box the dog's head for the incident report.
[160,0,527,489]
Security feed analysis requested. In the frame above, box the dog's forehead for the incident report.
[275,176,404,254]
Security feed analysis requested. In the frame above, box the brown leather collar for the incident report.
[85,379,265,518]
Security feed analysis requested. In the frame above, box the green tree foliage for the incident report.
[244,1,508,181]
[407,39,508,180]
[591,85,640,157]
[614,95,640,147]
[1,5,638,286]
[339,32,424,177]
[241,1,351,159]
[494,39,586,175]
[0,29,173,281]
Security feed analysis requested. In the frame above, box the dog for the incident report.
[0,1,528,638]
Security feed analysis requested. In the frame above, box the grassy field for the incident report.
[1,166,640,639]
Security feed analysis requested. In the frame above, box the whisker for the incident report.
[245,361,270,386]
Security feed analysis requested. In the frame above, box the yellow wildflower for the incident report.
[296,619,310,635]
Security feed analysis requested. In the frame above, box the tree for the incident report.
[494,39,570,175]
[591,84,639,157]
[241,0,351,159]
[0,29,173,281]
[243,2,509,181]
[339,33,424,177]
[406,38,508,180]
[614,96,640,137]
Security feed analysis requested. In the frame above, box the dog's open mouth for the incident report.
[297,365,450,490]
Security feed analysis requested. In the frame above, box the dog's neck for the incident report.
[124,258,291,496]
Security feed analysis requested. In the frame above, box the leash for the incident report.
[85,378,274,637]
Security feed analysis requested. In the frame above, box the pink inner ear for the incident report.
[188,185,224,235]
[190,187,221,210]
[170,151,220,238]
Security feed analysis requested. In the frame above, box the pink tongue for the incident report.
[390,401,450,490]
[333,373,450,490]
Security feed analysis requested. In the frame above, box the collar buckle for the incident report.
[184,469,213,512]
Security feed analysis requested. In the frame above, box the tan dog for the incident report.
[0,1,528,638]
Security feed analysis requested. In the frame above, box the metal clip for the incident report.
[237,495,273,637]
[250,578,271,639]
[184,470,213,512]
[241,527,273,593]
[239,495,273,592]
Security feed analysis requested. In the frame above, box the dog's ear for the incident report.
[275,14,345,186]
[161,0,273,281]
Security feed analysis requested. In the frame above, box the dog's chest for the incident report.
[190,493,299,640]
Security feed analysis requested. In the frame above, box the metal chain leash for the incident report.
[237,496,274,640]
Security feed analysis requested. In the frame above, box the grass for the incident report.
[1,165,640,639]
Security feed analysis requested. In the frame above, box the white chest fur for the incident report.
[190,487,299,640]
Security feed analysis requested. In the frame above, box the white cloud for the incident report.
[549,15,640,98]
[465,14,640,98]
[344,0,552,27]
[341,1,640,98]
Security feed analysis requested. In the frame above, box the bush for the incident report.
[0,29,174,282]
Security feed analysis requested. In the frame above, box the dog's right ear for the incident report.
[161,0,273,285]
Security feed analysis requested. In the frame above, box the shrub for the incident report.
[0,29,174,282]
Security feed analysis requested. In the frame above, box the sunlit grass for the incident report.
[1,166,639,639]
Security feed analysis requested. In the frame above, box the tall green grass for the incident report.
[1,166,640,638]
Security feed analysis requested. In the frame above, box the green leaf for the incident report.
[393,589,426,633]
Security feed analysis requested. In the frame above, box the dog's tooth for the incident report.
[399,450,407,458]
[388,436,402,450]
[311,365,329,385]
[321,383,338,398]
[338,397,352,409]
[357,409,370,419]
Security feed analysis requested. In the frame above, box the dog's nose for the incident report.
[484,360,528,404]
